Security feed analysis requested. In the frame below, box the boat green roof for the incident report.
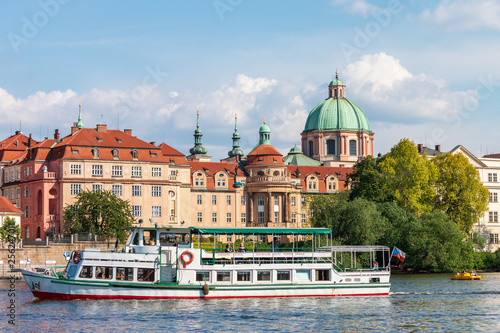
[191,227,332,235]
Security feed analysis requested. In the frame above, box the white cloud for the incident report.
[332,0,384,17]
[343,52,477,123]
[420,0,500,31]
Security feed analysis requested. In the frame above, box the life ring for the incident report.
[180,251,194,268]
[73,251,81,264]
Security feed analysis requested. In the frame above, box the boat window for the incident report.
[79,266,93,279]
[67,265,78,278]
[132,233,139,245]
[143,230,157,245]
[345,278,352,282]
[96,266,113,279]
[138,268,155,282]
[296,270,310,281]
[315,269,330,281]
[237,271,251,282]
[159,232,190,246]
[217,272,230,282]
[196,272,210,282]
[370,278,380,283]
[257,271,271,281]
[117,267,134,281]
[354,278,361,282]
[277,271,291,281]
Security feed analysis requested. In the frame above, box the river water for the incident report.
[1,273,499,332]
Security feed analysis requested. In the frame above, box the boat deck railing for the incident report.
[200,248,334,265]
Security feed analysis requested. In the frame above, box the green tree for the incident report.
[347,155,392,203]
[309,192,389,245]
[0,216,22,243]
[64,190,134,243]
[432,152,489,234]
[379,138,437,216]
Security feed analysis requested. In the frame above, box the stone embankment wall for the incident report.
[0,242,113,277]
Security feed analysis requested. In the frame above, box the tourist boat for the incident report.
[21,227,391,300]
[451,272,481,280]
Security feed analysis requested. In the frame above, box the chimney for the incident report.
[15,130,21,135]
[54,129,60,140]
[124,129,132,135]
[150,141,156,146]
[435,145,441,152]
[28,134,32,148]
[417,144,423,153]
[71,126,78,134]
[96,124,107,132]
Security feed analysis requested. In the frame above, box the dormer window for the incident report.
[217,173,226,187]
[131,149,138,160]
[92,148,99,159]
[116,138,122,143]
[96,137,103,142]
[112,149,119,159]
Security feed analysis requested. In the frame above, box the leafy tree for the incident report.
[378,138,438,216]
[347,155,392,203]
[0,216,22,243]
[432,152,489,234]
[309,192,389,245]
[64,190,134,243]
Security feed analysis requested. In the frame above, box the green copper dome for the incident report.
[329,77,345,86]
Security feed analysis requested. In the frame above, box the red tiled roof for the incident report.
[288,165,352,181]
[0,133,35,163]
[189,161,238,176]
[246,145,284,165]
[483,153,500,158]
[0,197,22,214]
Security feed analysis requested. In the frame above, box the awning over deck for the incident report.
[190,227,332,235]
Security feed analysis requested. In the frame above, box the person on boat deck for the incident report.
[239,243,246,252]
[225,244,232,252]
[373,261,379,270]
[471,271,477,276]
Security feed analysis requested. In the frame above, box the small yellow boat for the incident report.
[451,272,481,280]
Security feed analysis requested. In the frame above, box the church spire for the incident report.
[228,111,244,159]
[77,98,84,129]
[189,108,208,156]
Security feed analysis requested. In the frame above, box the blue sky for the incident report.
[1,0,500,159]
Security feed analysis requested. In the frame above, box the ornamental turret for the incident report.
[187,109,211,162]
[228,112,244,160]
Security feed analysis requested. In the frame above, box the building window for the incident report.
[132,166,142,178]
[488,173,497,182]
[301,197,305,207]
[291,196,296,206]
[170,170,176,176]
[327,139,336,155]
[132,185,142,197]
[92,148,99,159]
[490,233,499,244]
[212,195,217,205]
[152,167,162,177]
[490,192,498,202]
[301,214,306,224]
[274,196,279,206]
[227,213,232,224]
[132,205,142,217]
[70,184,82,195]
[112,149,119,159]
[152,206,162,217]
[241,195,246,205]
[258,211,264,223]
[70,164,82,175]
[152,186,162,197]
[112,166,122,177]
[170,208,175,217]
[16,189,20,199]
[197,194,202,205]
[489,211,498,222]
[274,211,279,223]
[92,165,103,176]
[132,149,138,160]
[349,140,356,156]
[197,212,203,223]
[258,195,264,206]
[212,213,217,223]
[308,141,314,157]
[227,195,232,205]
[291,213,296,223]
[308,181,317,190]
[328,177,337,191]
[112,185,122,196]
[241,213,246,223]
[195,177,205,187]
[92,184,102,193]
[217,176,226,187]
[24,186,28,197]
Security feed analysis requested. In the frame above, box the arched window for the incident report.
[349,140,356,156]
[36,226,41,239]
[131,149,138,160]
[257,171,265,176]
[112,149,119,159]
[308,141,314,157]
[92,148,99,159]
[36,189,43,215]
[327,139,336,155]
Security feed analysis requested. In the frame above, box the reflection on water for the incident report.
[1,273,499,332]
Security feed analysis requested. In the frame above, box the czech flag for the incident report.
[392,247,406,262]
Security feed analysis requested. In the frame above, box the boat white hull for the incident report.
[22,270,390,300]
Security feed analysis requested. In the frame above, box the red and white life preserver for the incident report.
[72,251,81,264]
[180,250,194,268]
